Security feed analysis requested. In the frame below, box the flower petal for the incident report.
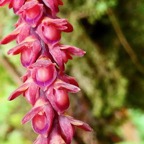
[42,0,63,16]
[44,103,55,135]
[22,106,43,124]
[60,74,79,87]
[18,1,43,27]
[60,45,86,57]
[8,83,29,101]
[24,83,39,105]
[0,0,10,6]
[0,25,21,44]
[21,41,41,67]
[31,101,54,135]
[7,43,26,55]
[34,135,47,144]
[49,46,65,69]
[67,115,93,131]
[36,22,61,44]
[59,115,74,144]
[9,0,25,12]
[55,79,80,93]
[47,88,69,114]
[48,123,66,144]
[32,112,49,134]
[54,89,70,113]
[32,64,57,87]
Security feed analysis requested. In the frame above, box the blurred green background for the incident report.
[1,0,144,143]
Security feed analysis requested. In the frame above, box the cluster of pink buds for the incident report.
[0,0,92,143]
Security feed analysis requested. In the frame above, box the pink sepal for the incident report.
[67,115,92,131]
[42,0,63,16]
[49,44,85,70]
[0,22,30,44]
[22,98,54,135]
[0,0,11,6]
[8,35,41,67]
[30,58,57,87]
[18,0,43,27]
[36,17,73,45]
[9,0,25,12]
[48,122,66,144]
[59,115,74,144]
[8,83,29,101]
[33,135,48,144]
[46,79,79,114]
[22,106,43,124]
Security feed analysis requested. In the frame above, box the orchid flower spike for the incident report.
[0,0,92,143]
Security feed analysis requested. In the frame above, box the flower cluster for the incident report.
[0,0,92,143]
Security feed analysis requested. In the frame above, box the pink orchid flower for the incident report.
[8,35,41,67]
[36,17,73,45]
[0,21,30,44]
[49,43,86,70]
[45,79,80,114]
[22,97,54,135]
[9,0,25,12]
[17,0,43,27]
[29,57,57,87]
[59,115,92,144]
[8,76,40,105]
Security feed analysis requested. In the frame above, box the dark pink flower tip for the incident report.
[60,45,86,57]
[59,73,79,87]
[8,82,29,101]
[49,18,73,32]
[0,0,10,6]
[49,44,85,69]
[30,59,57,87]
[9,0,25,12]
[59,115,74,144]
[66,115,93,131]
[42,0,63,16]
[18,1,43,27]
[54,79,80,93]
